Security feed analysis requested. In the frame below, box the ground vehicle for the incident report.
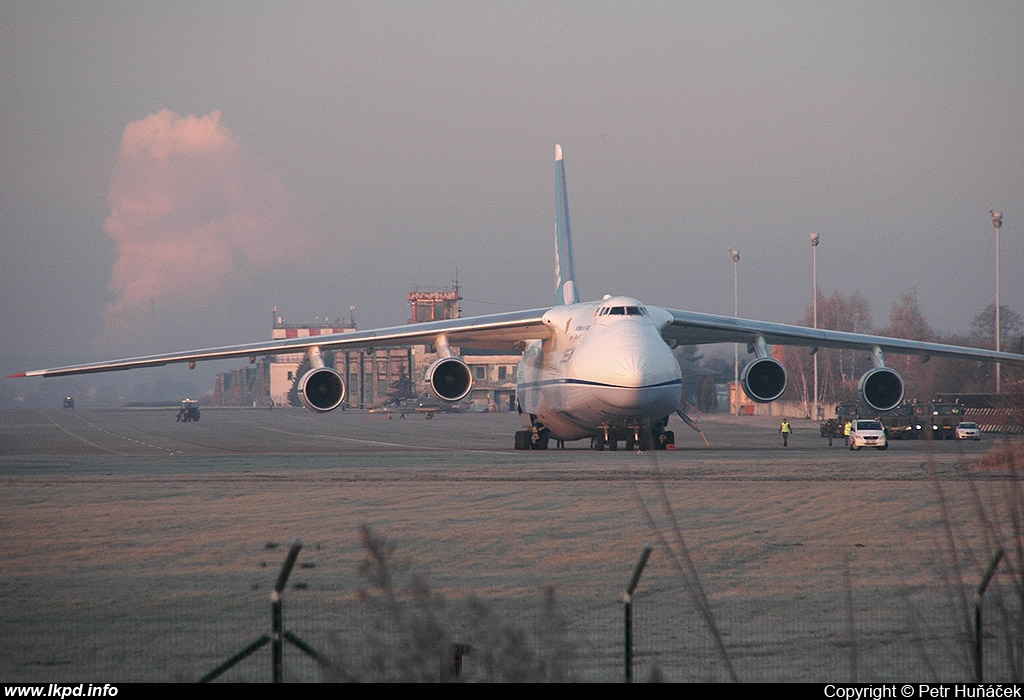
[849,419,888,450]
[416,396,442,418]
[911,401,963,439]
[63,396,74,409]
[874,402,914,439]
[955,421,981,440]
[825,400,963,441]
[176,399,201,422]
[824,402,912,440]
[822,403,854,436]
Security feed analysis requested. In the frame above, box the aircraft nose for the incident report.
[614,350,648,387]
[592,346,680,410]
[567,326,682,416]
[598,353,649,409]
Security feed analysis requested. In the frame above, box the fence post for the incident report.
[974,548,1004,682]
[623,545,653,683]
[272,540,303,683]
[200,538,327,682]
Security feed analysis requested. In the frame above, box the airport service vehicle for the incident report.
[912,401,964,440]
[874,402,914,439]
[10,146,1024,451]
[176,399,201,423]
[820,402,871,437]
[415,397,443,419]
[823,401,914,439]
[955,421,981,440]
[849,419,888,450]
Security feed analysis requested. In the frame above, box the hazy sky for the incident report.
[3,2,1023,391]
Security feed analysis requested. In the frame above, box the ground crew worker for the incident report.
[825,418,835,446]
[779,418,792,447]
[844,420,852,445]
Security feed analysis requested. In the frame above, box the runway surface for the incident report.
[1,407,1020,682]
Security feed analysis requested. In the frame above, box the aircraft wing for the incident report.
[8,308,553,379]
[660,308,1024,365]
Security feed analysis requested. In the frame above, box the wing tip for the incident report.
[7,372,26,379]
[555,144,563,162]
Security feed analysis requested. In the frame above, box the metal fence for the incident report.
[3,561,1021,682]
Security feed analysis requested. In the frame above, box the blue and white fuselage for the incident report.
[517,295,682,442]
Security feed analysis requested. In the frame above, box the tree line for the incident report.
[776,290,1023,407]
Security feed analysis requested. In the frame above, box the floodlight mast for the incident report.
[990,209,1003,393]
[729,248,740,416]
[811,234,820,421]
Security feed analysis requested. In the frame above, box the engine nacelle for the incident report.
[298,366,346,412]
[858,367,904,413]
[740,357,788,403]
[426,357,473,402]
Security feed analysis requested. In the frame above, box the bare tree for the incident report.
[883,289,936,402]
[972,304,1023,348]
[781,290,874,406]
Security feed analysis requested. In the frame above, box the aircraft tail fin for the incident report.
[554,144,579,305]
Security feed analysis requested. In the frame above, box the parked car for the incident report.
[849,419,888,451]
[955,421,981,441]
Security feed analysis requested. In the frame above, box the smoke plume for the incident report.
[102,109,313,342]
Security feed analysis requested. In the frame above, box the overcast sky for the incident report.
[3,2,1022,392]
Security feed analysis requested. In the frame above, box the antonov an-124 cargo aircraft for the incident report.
[11,146,1024,450]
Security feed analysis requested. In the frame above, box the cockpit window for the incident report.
[595,305,648,317]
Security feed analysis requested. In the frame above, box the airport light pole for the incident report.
[730,248,740,416]
[989,210,1002,393]
[811,234,820,421]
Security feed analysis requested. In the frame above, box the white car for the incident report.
[955,422,981,441]
[849,419,888,451]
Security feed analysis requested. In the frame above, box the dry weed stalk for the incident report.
[325,525,577,682]
[631,450,738,682]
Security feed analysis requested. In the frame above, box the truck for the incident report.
[910,400,963,440]
[824,401,907,439]
[822,400,963,440]
[876,402,915,440]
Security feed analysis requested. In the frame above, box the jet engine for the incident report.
[297,367,346,412]
[740,357,788,403]
[426,357,473,402]
[858,367,904,413]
